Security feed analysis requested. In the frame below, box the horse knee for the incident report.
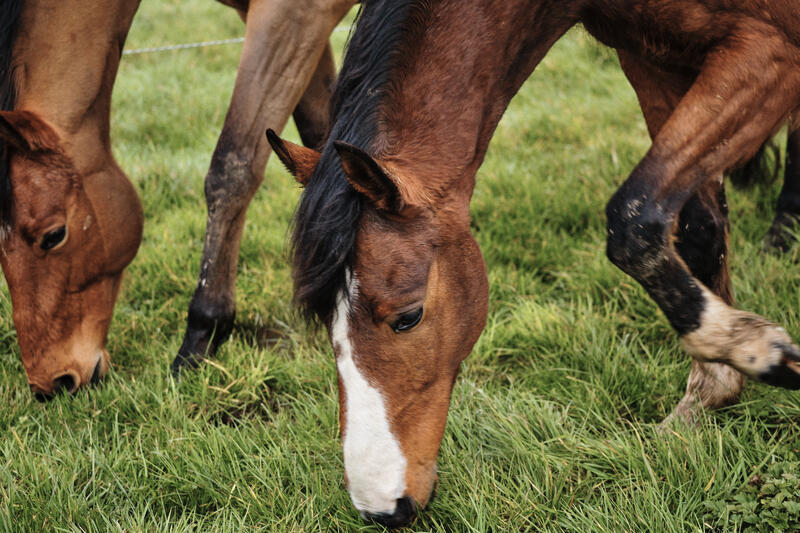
[605,191,669,277]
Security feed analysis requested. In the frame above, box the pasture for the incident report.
[2,1,800,530]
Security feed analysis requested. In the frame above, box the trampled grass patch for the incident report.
[2,2,800,531]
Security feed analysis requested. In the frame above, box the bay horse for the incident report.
[268,0,800,526]
[172,0,800,374]
[0,0,354,397]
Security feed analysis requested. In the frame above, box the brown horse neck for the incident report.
[374,0,582,201]
[14,0,140,174]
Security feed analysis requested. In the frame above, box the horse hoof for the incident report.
[758,342,800,389]
[171,306,235,377]
[763,214,799,253]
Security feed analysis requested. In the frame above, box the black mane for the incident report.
[291,0,427,323]
[0,0,23,227]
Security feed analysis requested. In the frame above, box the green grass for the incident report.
[2,2,800,531]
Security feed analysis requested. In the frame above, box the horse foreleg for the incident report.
[610,39,800,426]
[618,52,744,426]
[662,183,744,427]
[173,0,353,373]
[766,117,800,251]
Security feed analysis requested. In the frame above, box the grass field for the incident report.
[2,2,800,531]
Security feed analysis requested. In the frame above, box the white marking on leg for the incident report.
[332,272,407,516]
[682,285,797,378]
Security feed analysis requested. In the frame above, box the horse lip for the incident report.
[90,349,109,385]
[90,357,102,384]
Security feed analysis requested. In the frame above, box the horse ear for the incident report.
[333,141,406,213]
[266,129,320,186]
[0,111,59,153]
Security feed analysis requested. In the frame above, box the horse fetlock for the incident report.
[173,300,236,374]
[186,299,235,345]
[681,288,800,388]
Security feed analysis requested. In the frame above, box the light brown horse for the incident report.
[269,0,800,526]
[0,0,354,396]
[0,0,143,397]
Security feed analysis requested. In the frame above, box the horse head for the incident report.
[269,131,489,525]
[0,110,142,398]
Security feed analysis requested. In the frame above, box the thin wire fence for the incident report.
[123,37,244,56]
[123,25,352,56]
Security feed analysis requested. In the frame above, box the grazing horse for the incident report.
[1,0,356,396]
[172,0,357,372]
[268,0,800,526]
[0,0,144,397]
[171,0,800,374]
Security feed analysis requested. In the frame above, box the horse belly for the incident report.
[581,0,742,70]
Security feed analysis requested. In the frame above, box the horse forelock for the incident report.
[291,0,430,324]
[0,0,24,232]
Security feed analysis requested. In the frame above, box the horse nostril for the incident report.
[90,359,102,385]
[52,374,76,394]
[364,496,417,528]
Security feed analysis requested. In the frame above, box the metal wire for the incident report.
[122,25,352,57]
[123,37,245,56]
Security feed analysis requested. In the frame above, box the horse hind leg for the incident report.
[766,117,800,251]
[173,0,352,373]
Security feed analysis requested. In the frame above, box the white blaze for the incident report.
[332,273,407,515]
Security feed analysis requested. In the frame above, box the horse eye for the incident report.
[40,226,67,251]
[392,307,423,333]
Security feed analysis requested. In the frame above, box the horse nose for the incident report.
[31,372,79,401]
[363,497,417,528]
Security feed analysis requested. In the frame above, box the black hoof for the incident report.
[764,213,799,253]
[363,497,418,529]
[759,342,800,390]
[171,304,234,377]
